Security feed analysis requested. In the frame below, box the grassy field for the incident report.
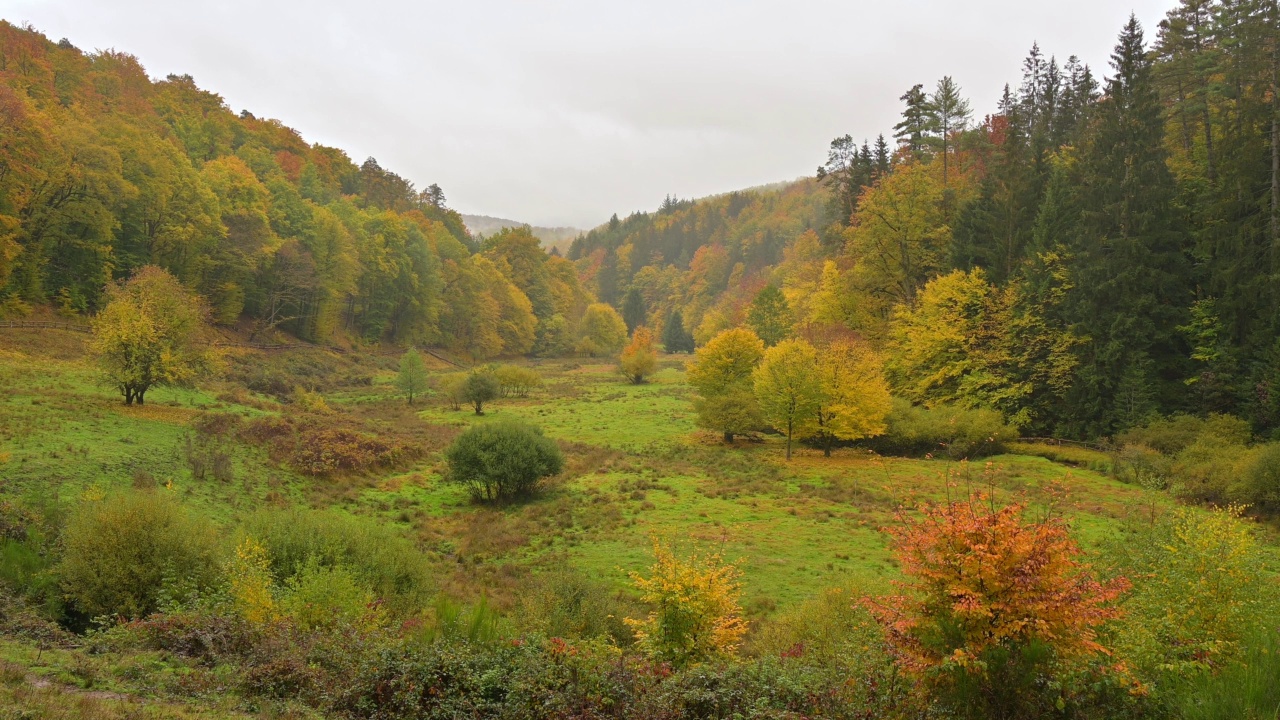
[0,328,1193,616]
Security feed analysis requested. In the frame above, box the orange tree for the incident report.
[867,500,1132,719]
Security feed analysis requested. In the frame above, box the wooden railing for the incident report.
[0,319,91,333]
[2,318,469,369]
[1016,437,1109,452]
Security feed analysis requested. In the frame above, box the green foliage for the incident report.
[1235,443,1280,509]
[687,328,765,442]
[280,558,381,632]
[753,338,822,460]
[444,420,564,503]
[492,364,542,398]
[56,490,222,619]
[660,310,695,353]
[396,348,429,404]
[746,284,792,347]
[621,287,646,334]
[461,370,501,415]
[575,302,628,357]
[1106,506,1273,678]
[239,507,433,613]
[1169,625,1280,720]
[869,398,1016,458]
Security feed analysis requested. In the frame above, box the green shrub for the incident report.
[461,371,501,415]
[1105,506,1272,678]
[867,399,1016,458]
[493,365,542,398]
[239,508,433,613]
[1230,442,1280,509]
[514,568,637,646]
[436,372,468,411]
[280,558,380,632]
[1168,436,1251,504]
[56,491,222,619]
[444,421,564,502]
[1110,443,1171,489]
[1119,413,1252,455]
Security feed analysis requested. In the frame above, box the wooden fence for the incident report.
[2,319,468,368]
[0,319,91,333]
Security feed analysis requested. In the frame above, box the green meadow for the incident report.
[1,329,1183,614]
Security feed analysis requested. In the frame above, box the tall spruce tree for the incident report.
[1057,15,1191,435]
[661,310,695,353]
[622,287,646,334]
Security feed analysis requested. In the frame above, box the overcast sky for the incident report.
[3,0,1171,228]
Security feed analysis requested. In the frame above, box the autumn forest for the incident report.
[1,3,1280,719]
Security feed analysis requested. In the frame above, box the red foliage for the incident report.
[866,500,1128,676]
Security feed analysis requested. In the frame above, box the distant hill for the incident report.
[462,215,584,253]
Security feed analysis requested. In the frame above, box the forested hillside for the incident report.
[570,5,1280,441]
[4,1,1280,444]
[0,22,592,358]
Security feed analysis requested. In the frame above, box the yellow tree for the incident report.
[753,338,823,460]
[809,340,892,456]
[575,302,628,357]
[618,326,658,384]
[625,537,747,666]
[886,269,1078,430]
[686,327,765,442]
[91,265,213,405]
[845,160,950,315]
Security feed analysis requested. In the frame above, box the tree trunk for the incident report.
[723,431,734,444]
[785,420,792,461]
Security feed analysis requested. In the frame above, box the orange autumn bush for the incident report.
[867,500,1132,718]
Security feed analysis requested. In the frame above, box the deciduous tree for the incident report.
[396,348,429,405]
[686,328,765,442]
[625,538,747,666]
[575,302,628,357]
[90,265,213,405]
[618,326,657,384]
[753,338,823,460]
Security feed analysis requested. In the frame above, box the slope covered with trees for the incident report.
[0,22,591,359]
[570,3,1280,442]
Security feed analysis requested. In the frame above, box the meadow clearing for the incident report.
[0,327,1188,614]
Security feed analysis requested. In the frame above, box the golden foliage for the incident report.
[618,326,657,383]
[626,538,747,665]
[228,536,277,625]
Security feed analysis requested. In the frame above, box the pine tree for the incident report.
[927,76,972,187]
[893,84,933,157]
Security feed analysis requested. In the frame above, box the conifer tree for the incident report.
[1059,15,1190,435]
[893,84,933,157]
[927,76,972,186]
[622,287,646,334]
[661,310,695,353]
